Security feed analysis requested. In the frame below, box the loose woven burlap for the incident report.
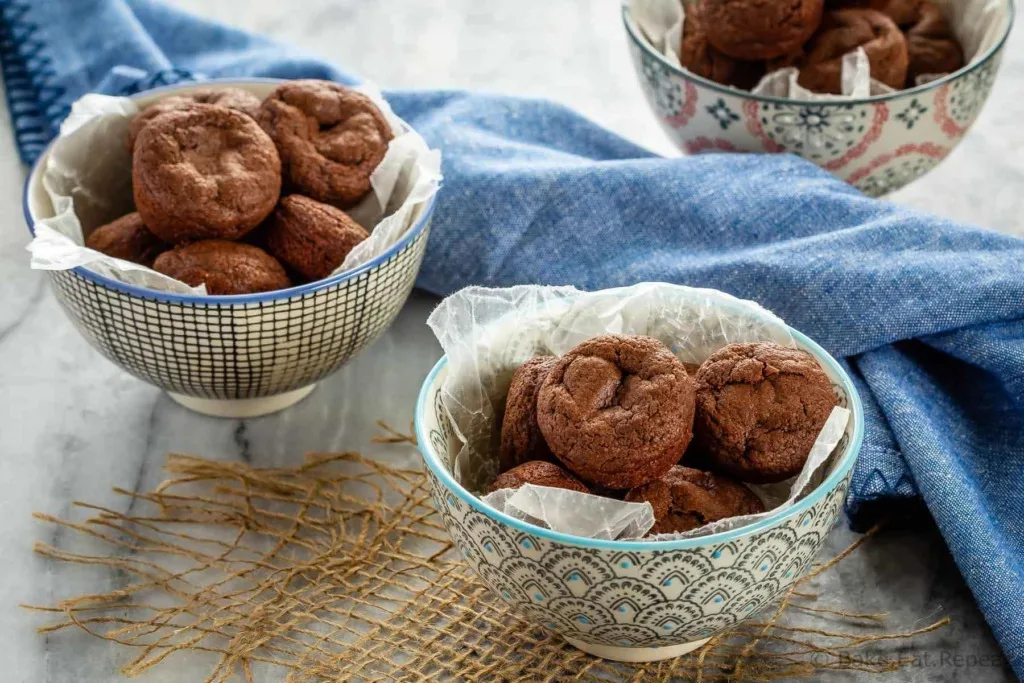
[26,424,946,682]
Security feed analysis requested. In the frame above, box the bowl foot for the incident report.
[168,385,316,418]
[563,635,711,663]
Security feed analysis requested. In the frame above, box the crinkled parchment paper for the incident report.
[427,283,852,541]
[28,84,441,295]
[627,0,1009,99]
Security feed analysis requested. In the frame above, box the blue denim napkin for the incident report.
[3,0,1023,674]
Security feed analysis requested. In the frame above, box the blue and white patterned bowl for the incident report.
[415,319,863,662]
[23,79,436,418]
[622,0,1014,196]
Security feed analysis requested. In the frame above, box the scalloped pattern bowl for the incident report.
[415,312,864,662]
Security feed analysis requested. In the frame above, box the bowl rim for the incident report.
[414,326,865,551]
[21,77,437,306]
[621,0,1015,107]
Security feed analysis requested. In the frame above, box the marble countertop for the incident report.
[0,1,1019,681]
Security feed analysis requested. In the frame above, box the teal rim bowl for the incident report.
[415,326,864,551]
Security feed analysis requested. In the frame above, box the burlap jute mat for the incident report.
[25,423,946,682]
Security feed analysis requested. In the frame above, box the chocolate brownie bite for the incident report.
[702,0,825,60]
[904,1,963,84]
[488,461,590,494]
[788,9,908,93]
[499,356,559,472]
[497,356,561,473]
[693,342,838,484]
[85,212,167,267]
[127,88,263,153]
[153,240,291,295]
[537,335,696,490]
[829,0,923,26]
[133,104,281,244]
[258,80,393,208]
[625,465,764,535]
[680,1,765,90]
[265,194,369,282]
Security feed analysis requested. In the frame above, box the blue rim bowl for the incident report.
[22,77,437,306]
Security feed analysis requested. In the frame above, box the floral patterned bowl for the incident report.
[415,325,864,662]
[622,2,1013,196]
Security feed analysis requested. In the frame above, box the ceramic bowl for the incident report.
[414,304,864,663]
[622,1,1014,196]
[23,79,436,418]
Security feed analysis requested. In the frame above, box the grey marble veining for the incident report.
[0,0,1020,681]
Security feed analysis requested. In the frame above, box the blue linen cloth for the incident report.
[3,0,1023,674]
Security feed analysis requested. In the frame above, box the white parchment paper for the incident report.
[427,283,853,541]
[627,0,1009,98]
[27,85,442,295]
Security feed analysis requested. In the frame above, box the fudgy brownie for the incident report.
[787,8,908,93]
[692,342,837,483]
[680,1,766,90]
[153,240,291,295]
[133,104,281,243]
[85,212,166,267]
[499,356,559,472]
[127,88,263,153]
[832,0,924,27]
[258,80,392,208]
[488,460,590,494]
[702,0,825,60]
[265,194,369,282]
[904,1,963,84]
[625,465,765,535]
[537,334,696,490]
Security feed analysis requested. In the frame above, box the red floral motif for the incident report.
[846,142,949,185]
[742,100,783,153]
[666,81,699,128]
[684,137,738,154]
[933,82,966,139]
[822,104,888,172]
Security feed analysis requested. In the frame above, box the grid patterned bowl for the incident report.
[414,295,864,663]
[23,80,436,418]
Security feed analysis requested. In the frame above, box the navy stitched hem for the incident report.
[0,0,68,165]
